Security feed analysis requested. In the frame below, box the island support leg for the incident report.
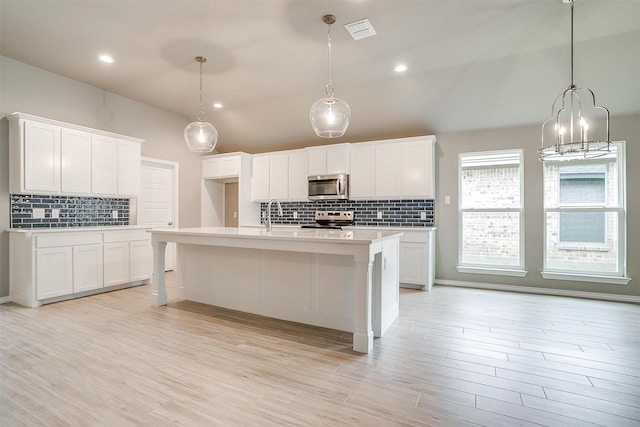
[353,254,374,353]
[152,240,167,306]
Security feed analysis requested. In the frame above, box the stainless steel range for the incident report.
[301,210,354,229]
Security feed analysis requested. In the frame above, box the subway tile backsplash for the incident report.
[260,199,434,227]
[10,194,129,229]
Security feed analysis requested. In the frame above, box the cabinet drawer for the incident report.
[103,230,150,243]
[36,232,102,248]
[399,230,429,244]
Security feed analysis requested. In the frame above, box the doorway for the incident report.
[224,182,239,227]
[138,157,178,271]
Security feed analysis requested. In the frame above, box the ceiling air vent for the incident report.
[344,18,377,40]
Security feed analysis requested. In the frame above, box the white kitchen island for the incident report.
[149,227,402,353]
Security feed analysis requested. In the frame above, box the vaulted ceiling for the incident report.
[1,0,639,153]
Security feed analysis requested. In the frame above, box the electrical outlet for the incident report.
[51,209,60,219]
[377,211,383,220]
[420,211,427,220]
[112,210,118,219]
[32,208,45,219]
[293,212,298,219]
[233,211,237,218]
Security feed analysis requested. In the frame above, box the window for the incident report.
[542,142,628,283]
[457,150,525,276]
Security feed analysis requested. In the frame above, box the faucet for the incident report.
[265,199,283,232]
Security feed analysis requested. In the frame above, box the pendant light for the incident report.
[539,0,611,161]
[184,56,218,153]
[310,14,351,138]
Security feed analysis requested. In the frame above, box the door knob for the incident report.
[168,222,173,226]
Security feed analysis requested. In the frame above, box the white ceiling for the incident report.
[1,0,639,154]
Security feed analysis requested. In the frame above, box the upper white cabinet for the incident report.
[117,140,142,196]
[306,143,350,176]
[202,155,240,180]
[349,136,436,200]
[91,135,119,195]
[61,128,92,194]
[22,120,61,193]
[8,113,144,197]
[251,149,307,202]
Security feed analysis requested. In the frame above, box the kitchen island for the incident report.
[149,227,402,353]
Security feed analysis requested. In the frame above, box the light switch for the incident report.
[32,208,45,219]
[444,195,451,205]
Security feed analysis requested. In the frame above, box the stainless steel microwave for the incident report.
[308,174,349,200]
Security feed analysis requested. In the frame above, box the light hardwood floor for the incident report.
[2,273,639,426]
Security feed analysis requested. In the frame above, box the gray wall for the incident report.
[0,56,203,298]
[435,114,639,297]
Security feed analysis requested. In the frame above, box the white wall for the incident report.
[434,114,640,298]
[0,56,203,298]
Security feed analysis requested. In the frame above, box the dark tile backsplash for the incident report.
[10,194,129,229]
[260,199,434,227]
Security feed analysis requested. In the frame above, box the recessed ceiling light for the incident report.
[99,55,114,64]
[394,64,408,73]
[213,103,223,109]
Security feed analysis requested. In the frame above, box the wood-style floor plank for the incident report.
[2,275,640,426]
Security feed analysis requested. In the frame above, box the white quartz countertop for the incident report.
[149,226,402,245]
[7,225,152,233]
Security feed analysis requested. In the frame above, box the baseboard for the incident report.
[0,296,11,304]
[434,279,640,304]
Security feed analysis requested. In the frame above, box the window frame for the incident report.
[541,141,630,284]
[457,149,526,277]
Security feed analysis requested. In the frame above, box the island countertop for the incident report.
[148,226,402,245]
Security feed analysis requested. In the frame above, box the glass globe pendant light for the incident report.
[310,15,351,138]
[539,0,611,161]
[184,56,218,153]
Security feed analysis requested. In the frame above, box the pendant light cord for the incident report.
[325,22,335,97]
[570,0,574,88]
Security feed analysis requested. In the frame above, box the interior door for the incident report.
[139,159,177,271]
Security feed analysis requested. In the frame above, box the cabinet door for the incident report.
[251,156,270,201]
[399,242,427,285]
[219,156,240,177]
[92,135,118,195]
[349,144,376,199]
[269,154,289,200]
[24,121,61,193]
[402,140,434,198]
[61,128,92,194]
[103,242,130,286]
[375,143,402,198]
[288,151,308,201]
[306,148,326,176]
[36,247,73,299]
[118,140,141,196]
[326,145,350,174]
[130,240,152,281]
[73,244,104,292]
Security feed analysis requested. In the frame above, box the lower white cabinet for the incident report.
[9,228,151,308]
[398,229,435,290]
[36,246,73,300]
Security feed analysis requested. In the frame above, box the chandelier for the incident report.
[539,0,611,161]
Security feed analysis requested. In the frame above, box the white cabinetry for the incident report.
[36,246,73,299]
[306,143,350,175]
[8,113,144,197]
[117,140,142,196]
[61,128,92,194]
[9,228,151,308]
[23,120,61,193]
[349,136,436,200]
[202,155,240,179]
[398,229,435,290]
[251,150,307,202]
[92,135,119,195]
